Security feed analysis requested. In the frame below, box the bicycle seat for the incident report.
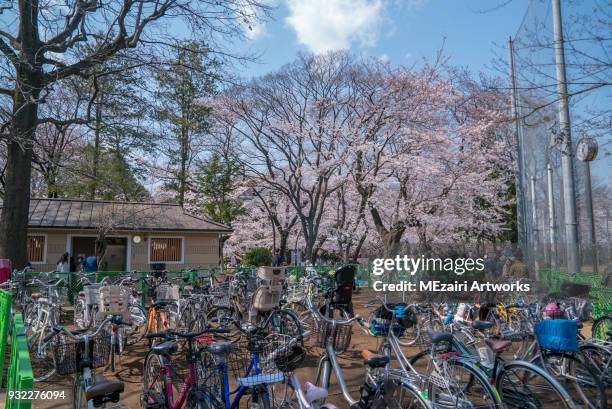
[361,350,389,368]
[86,374,124,400]
[31,292,42,299]
[152,341,178,355]
[485,338,512,354]
[207,341,234,356]
[152,300,170,308]
[429,331,453,344]
[472,321,494,331]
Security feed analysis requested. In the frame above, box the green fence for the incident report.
[541,269,612,319]
[16,264,375,306]
[0,289,12,386]
[5,313,33,409]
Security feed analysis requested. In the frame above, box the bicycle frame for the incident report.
[315,324,359,406]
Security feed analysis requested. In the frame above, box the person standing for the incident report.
[56,252,70,272]
[272,249,282,267]
[84,255,98,273]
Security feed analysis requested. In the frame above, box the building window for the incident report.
[150,238,183,263]
[27,235,46,263]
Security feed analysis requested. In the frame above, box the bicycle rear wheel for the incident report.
[539,352,606,409]
[497,360,576,409]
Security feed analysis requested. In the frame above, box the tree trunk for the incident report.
[178,126,189,207]
[382,228,404,258]
[0,83,40,268]
[90,102,102,199]
[0,0,44,268]
[278,230,289,264]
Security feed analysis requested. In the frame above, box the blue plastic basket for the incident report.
[535,320,578,352]
[370,319,405,337]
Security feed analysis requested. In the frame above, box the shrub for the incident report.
[243,247,272,267]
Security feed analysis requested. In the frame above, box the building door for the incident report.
[72,236,96,261]
[104,238,127,271]
[71,236,127,271]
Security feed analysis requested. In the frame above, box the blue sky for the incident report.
[235,0,530,78]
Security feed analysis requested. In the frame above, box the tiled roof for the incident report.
[22,198,232,232]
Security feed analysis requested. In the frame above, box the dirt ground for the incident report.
[11,289,605,409]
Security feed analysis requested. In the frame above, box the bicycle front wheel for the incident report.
[429,359,501,409]
[384,379,435,409]
[592,316,612,342]
[497,360,577,409]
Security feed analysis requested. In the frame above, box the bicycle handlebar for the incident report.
[145,327,231,340]
[308,307,362,326]
[44,316,115,343]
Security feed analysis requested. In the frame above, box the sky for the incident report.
[233,0,530,78]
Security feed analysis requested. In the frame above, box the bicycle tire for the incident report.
[592,316,612,341]
[579,344,612,388]
[267,308,303,342]
[385,379,435,409]
[496,360,577,409]
[429,358,502,409]
[28,329,57,382]
[142,351,167,408]
[537,352,606,409]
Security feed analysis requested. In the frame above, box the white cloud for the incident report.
[285,0,384,54]
[378,53,390,63]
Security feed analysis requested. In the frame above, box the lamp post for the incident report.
[576,134,599,273]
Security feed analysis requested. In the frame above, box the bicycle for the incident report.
[363,299,499,409]
[23,277,68,381]
[409,319,580,409]
[44,315,131,409]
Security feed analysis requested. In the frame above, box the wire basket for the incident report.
[98,285,130,319]
[227,333,302,383]
[210,281,231,307]
[48,286,69,305]
[156,284,180,302]
[83,284,102,305]
[310,315,352,354]
[54,331,111,375]
[285,284,306,304]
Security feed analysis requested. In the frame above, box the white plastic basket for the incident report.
[156,284,180,301]
[83,284,102,305]
[98,285,130,319]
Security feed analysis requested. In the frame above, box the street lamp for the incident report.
[576,133,599,274]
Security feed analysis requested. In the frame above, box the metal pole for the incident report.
[552,0,580,274]
[547,163,557,270]
[583,162,598,273]
[508,36,527,250]
[530,176,540,278]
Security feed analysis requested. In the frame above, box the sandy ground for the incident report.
[5,289,608,409]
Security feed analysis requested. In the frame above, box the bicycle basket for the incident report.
[98,285,130,319]
[227,333,296,383]
[155,284,179,301]
[83,284,102,305]
[535,319,578,352]
[48,286,68,305]
[54,331,111,375]
[370,319,405,337]
[311,315,352,354]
